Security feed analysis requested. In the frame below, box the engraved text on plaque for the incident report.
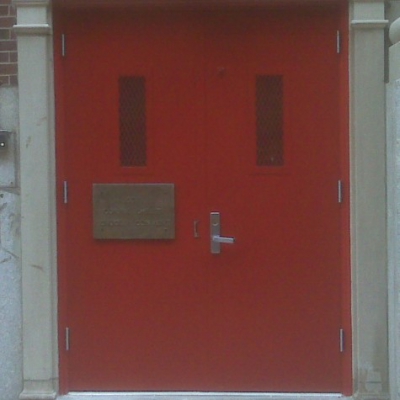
[93,184,175,239]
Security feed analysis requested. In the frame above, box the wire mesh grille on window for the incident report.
[256,75,284,166]
[119,76,147,167]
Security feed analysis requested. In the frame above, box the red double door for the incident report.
[57,5,347,393]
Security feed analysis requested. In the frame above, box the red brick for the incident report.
[0,28,10,39]
[0,63,17,74]
[0,40,16,51]
[9,74,17,85]
[0,16,16,27]
[0,5,9,16]
[9,51,16,62]
[0,2,20,86]
[0,52,8,62]
[0,75,10,86]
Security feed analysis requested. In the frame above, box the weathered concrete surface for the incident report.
[0,190,22,400]
[0,86,22,400]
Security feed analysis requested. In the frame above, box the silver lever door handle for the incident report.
[210,212,235,254]
[212,235,235,245]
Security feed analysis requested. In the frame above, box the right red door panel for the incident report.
[203,11,342,391]
[58,6,347,393]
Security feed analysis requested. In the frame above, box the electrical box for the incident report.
[0,130,16,187]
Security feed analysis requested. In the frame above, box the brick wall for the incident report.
[0,0,17,86]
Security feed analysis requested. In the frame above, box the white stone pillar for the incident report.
[13,1,57,399]
[350,0,389,398]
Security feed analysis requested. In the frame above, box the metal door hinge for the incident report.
[339,328,345,353]
[61,34,66,57]
[63,181,69,204]
[338,180,343,204]
[66,327,70,351]
[336,31,341,54]
[194,220,200,238]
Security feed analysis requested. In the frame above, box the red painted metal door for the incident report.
[57,6,347,393]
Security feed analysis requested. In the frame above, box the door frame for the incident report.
[14,0,391,399]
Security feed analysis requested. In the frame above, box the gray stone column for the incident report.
[13,1,57,399]
[350,0,389,398]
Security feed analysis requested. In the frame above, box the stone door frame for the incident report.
[13,0,393,399]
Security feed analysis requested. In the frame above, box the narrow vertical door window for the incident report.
[256,75,283,166]
[119,76,147,167]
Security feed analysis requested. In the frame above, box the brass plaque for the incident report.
[93,184,175,240]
